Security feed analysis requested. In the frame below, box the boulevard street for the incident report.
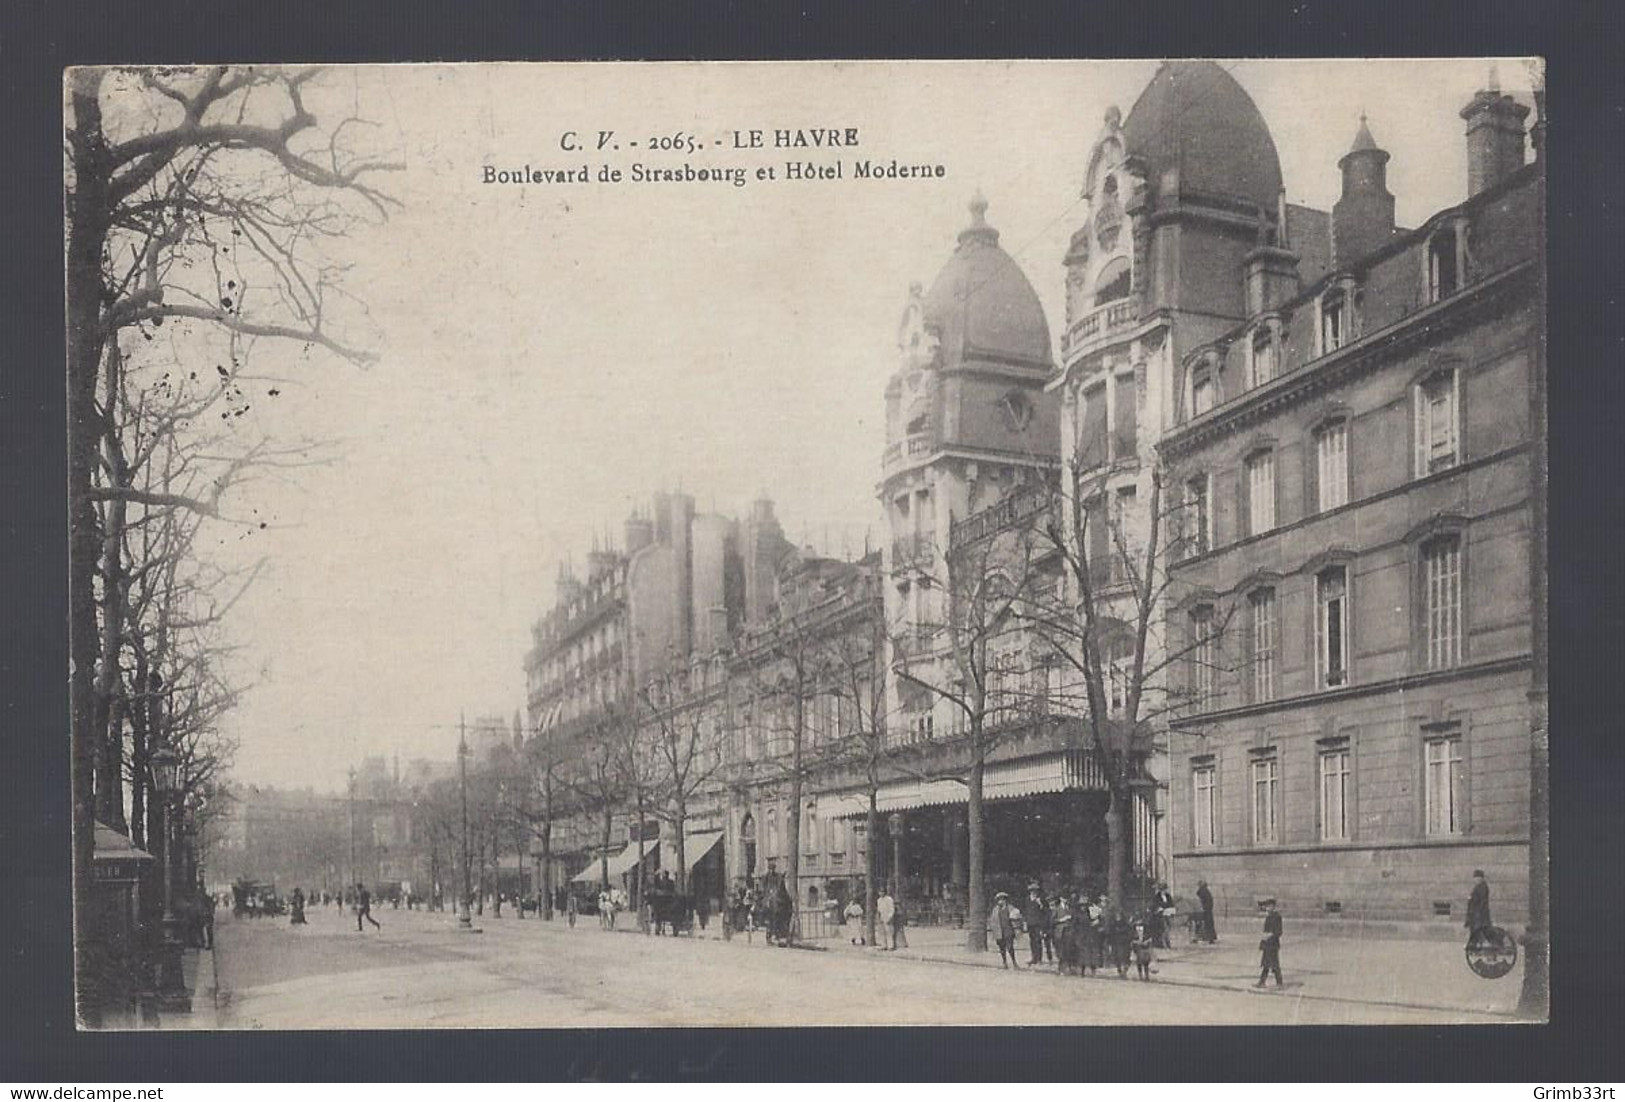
[210,905,1510,1028]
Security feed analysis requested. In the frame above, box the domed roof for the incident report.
[922,193,1052,368]
[1121,60,1284,213]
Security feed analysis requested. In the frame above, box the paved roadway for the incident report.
[212,904,1503,1028]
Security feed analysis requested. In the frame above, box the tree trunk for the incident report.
[865,794,879,948]
[672,798,688,897]
[93,344,130,833]
[67,70,111,1027]
[787,775,803,940]
[965,750,988,952]
[599,804,612,889]
[540,818,554,920]
[1105,784,1130,909]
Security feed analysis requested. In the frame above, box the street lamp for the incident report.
[456,716,481,933]
[149,744,191,1013]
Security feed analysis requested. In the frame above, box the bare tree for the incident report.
[638,668,726,897]
[1024,460,1237,908]
[813,570,889,948]
[66,65,399,1021]
[889,521,1049,953]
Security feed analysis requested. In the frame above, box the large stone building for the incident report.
[1156,71,1543,932]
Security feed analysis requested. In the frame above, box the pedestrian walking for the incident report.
[1255,898,1284,987]
[1080,896,1104,975]
[566,891,578,928]
[695,892,710,932]
[1196,879,1217,944]
[875,889,897,949]
[1151,883,1176,949]
[1465,869,1492,950]
[1024,884,1051,966]
[989,892,1024,970]
[290,886,307,925]
[1107,906,1132,978]
[890,892,909,950]
[356,883,381,932]
[843,896,865,945]
[1130,924,1154,981]
[1052,896,1078,975]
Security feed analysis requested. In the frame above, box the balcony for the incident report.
[949,483,1053,549]
[1062,296,1140,360]
[882,431,935,472]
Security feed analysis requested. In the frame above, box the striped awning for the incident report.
[823,750,1106,818]
[570,840,656,883]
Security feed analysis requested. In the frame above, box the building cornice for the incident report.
[1160,261,1535,459]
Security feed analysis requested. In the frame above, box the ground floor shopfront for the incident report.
[720,748,1167,923]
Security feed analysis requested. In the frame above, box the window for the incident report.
[1191,371,1215,417]
[1251,327,1278,387]
[1321,289,1348,353]
[1190,607,1216,709]
[1246,450,1276,535]
[1184,474,1211,557]
[1085,496,1110,582]
[1425,735,1464,835]
[1428,226,1460,302]
[766,806,780,857]
[1079,383,1109,469]
[1317,567,1350,687]
[804,803,818,856]
[1320,746,1351,841]
[1112,373,1138,459]
[1106,636,1132,714]
[1112,486,1136,582]
[1094,257,1131,305]
[1424,536,1463,668]
[1250,589,1278,703]
[1192,764,1217,847]
[1415,369,1460,477]
[1251,754,1279,844]
[1315,419,1350,512]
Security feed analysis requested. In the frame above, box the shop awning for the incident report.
[570,840,656,883]
[683,830,723,871]
[825,751,1106,817]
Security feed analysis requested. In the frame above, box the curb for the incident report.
[844,944,1518,1020]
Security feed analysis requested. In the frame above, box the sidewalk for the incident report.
[820,923,1524,1018]
[166,945,221,1029]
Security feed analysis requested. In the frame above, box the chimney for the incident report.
[1244,202,1299,315]
[1461,78,1530,196]
[624,511,654,555]
[1333,115,1397,266]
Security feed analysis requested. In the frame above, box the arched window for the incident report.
[1093,257,1131,306]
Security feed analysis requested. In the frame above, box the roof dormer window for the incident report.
[1250,323,1280,388]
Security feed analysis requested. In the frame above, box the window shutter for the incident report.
[1450,367,1462,464]
[1413,383,1429,479]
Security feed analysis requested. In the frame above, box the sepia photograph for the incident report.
[63,58,1548,1031]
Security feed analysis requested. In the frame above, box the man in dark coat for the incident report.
[356,883,380,932]
[1466,869,1493,949]
[1024,885,1051,965]
[1255,898,1283,987]
[1196,880,1217,943]
[989,892,1023,969]
[1151,883,1176,948]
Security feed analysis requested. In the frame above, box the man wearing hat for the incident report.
[1255,897,1284,988]
[1465,870,1492,950]
[1025,883,1052,966]
[989,891,1024,969]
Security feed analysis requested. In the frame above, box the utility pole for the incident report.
[347,766,357,895]
[458,712,480,933]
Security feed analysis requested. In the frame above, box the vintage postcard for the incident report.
[65,59,1547,1029]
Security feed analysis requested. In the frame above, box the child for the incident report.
[1130,923,1154,981]
[844,897,866,945]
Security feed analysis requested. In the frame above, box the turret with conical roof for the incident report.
[1334,114,1396,267]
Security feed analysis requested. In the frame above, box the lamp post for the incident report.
[457,714,481,933]
[149,744,191,1013]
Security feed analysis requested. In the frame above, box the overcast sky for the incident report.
[191,59,1539,792]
